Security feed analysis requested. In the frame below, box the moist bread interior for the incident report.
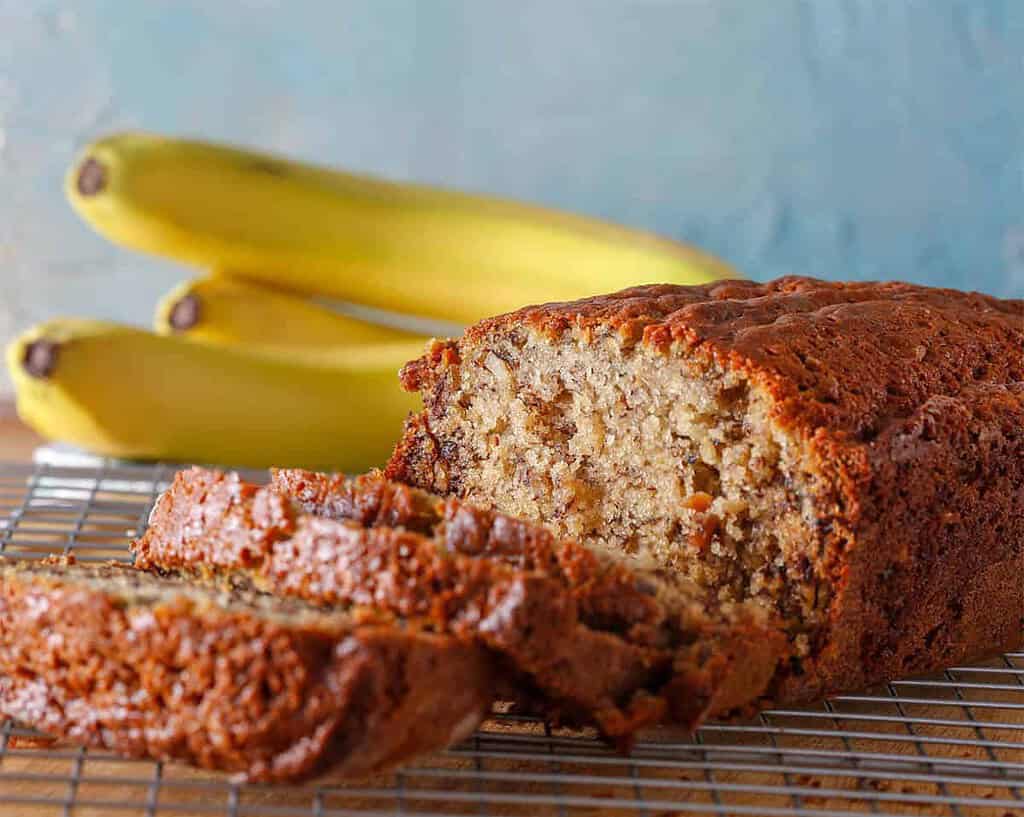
[426,328,824,653]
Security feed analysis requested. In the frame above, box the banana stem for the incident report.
[21,340,60,379]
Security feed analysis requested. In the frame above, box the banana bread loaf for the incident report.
[134,467,786,740]
[386,276,1024,702]
[0,556,494,782]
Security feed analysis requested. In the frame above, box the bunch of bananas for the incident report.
[7,132,736,470]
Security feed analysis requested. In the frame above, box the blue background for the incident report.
[1,0,1021,395]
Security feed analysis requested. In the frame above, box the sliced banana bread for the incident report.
[0,556,493,781]
[385,276,1024,702]
[133,467,786,741]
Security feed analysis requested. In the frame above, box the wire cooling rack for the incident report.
[0,461,1020,817]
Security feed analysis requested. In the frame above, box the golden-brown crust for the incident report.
[135,468,787,740]
[781,381,1024,702]
[399,277,1022,443]
[0,557,493,782]
[271,467,440,535]
[387,277,1024,702]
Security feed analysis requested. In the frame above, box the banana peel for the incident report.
[155,275,428,350]
[67,132,738,325]
[7,319,425,471]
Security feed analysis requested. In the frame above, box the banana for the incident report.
[154,275,428,350]
[7,319,425,471]
[67,132,738,324]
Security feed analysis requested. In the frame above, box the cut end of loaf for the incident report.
[388,276,1024,695]
[388,325,827,653]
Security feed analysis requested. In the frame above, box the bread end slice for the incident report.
[0,557,493,782]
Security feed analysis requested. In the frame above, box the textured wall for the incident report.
[1,0,1022,394]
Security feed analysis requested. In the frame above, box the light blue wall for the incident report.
[1,0,1021,393]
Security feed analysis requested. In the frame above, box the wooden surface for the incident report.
[0,402,41,461]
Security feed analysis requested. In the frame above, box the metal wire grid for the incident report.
[0,461,1020,817]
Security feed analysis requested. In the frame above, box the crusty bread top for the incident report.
[271,466,441,535]
[401,277,1023,443]
[0,555,495,782]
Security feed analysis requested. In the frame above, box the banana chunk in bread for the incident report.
[385,276,1024,702]
[134,467,786,741]
[0,557,493,782]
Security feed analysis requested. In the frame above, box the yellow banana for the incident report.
[67,132,737,324]
[7,319,424,471]
[154,275,428,350]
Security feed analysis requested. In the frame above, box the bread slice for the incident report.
[385,277,1024,702]
[133,467,786,741]
[0,556,493,782]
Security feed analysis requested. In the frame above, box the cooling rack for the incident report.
[0,460,1020,817]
